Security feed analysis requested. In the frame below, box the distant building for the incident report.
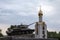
[35,8,47,39]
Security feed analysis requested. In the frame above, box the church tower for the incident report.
[35,7,47,39]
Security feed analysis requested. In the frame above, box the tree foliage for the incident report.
[47,31,60,40]
[0,29,3,37]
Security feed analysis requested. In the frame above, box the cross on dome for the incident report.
[38,6,43,16]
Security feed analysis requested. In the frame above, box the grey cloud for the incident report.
[0,8,17,16]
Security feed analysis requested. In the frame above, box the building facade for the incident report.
[35,8,47,39]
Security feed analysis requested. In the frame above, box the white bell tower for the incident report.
[35,7,47,39]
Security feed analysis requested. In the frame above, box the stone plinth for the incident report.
[0,37,58,40]
[12,38,58,40]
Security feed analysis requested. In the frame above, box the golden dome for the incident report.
[38,7,43,16]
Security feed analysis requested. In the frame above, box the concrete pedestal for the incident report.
[0,37,58,40]
[12,38,58,40]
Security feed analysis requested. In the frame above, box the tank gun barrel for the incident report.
[28,22,36,26]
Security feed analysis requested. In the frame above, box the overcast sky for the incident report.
[0,0,60,35]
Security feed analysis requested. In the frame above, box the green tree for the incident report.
[58,32,60,38]
[0,29,3,37]
[47,31,58,38]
